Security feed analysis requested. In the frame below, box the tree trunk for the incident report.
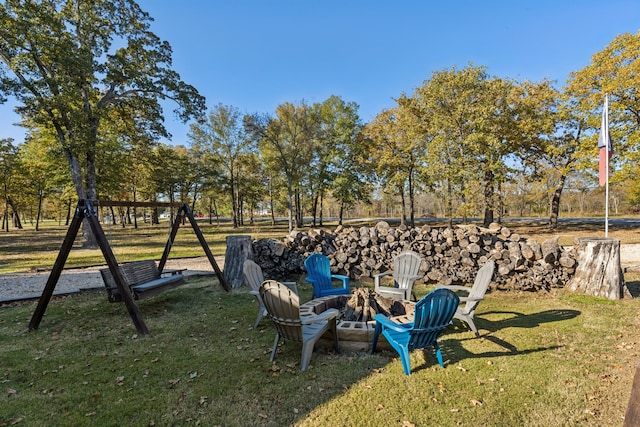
[223,235,253,289]
[549,174,566,230]
[483,169,495,227]
[319,191,324,226]
[408,168,415,228]
[311,193,318,227]
[567,237,630,300]
[36,190,43,231]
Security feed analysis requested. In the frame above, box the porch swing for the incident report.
[28,199,229,336]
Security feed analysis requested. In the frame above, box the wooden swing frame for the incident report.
[28,199,229,336]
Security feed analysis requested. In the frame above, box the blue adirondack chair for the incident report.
[371,288,460,375]
[303,253,350,298]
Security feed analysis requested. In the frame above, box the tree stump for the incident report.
[224,235,253,289]
[566,237,630,300]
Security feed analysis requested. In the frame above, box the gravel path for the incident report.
[2,244,640,304]
[0,256,224,303]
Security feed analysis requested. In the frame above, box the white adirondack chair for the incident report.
[374,250,423,301]
[243,259,297,328]
[438,260,495,337]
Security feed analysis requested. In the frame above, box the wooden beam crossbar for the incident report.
[97,200,178,208]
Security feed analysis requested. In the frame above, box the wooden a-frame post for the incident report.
[158,203,229,291]
[29,200,230,336]
[29,199,150,335]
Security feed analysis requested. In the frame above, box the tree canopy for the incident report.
[0,0,205,242]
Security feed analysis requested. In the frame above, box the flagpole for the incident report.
[604,94,609,238]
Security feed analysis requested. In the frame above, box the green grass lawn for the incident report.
[1,276,639,426]
[1,219,639,426]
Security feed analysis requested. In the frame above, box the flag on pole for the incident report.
[598,95,613,186]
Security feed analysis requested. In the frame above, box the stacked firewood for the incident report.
[250,221,578,292]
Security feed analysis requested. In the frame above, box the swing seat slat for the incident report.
[100,260,185,303]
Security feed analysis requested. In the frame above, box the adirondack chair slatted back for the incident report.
[374,250,422,301]
[409,289,460,350]
[304,253,350,298]
[260,280,303,343]
[463,261,495,315]
[243,259,264,293]
[305,254,332,287]
[393,250,422,290]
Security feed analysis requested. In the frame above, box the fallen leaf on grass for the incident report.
[199,396,208,406]
[470,399,483,406]
[401,421,415,427]
[7,388,17,396]
[8,417,24,425]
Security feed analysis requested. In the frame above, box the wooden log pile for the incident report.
[251,221,578,292]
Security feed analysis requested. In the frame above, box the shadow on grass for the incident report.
[420,309,582,369]
[626,279,640,297]
[475,309,581,332]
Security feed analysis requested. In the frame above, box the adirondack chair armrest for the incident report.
[282,281,298,295]
[437,284,472,294]
[373,272,393,279]
[249,289,259,297]
[373,313,410,333]
[373,271,392,286]
[331,274,349,286]
[301,308,338,324]
[304,277,317,285]
[458,295,483,303]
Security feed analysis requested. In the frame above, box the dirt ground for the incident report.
[0,256,224,303]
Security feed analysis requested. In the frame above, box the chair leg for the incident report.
[434,343,445,368]
[456,313,480,337]
[254,309,266,329]
[371,323,382,353]
[269,332,280,362]
[398,346,412,375]
[300,341,314,371]
[330,319,339,353]
[466,317,480,337]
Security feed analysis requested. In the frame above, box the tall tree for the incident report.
[515,81,583,229]
[312,95,365,226]
[0,0,205,245]
[409,65,519,226]
[245,102,317,231]
[567,31,640,209]
[0,138,19,230]
[189,104,253,228]
[364,105,425,227]
[18,137,61,230]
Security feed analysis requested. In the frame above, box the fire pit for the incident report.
[299,288,415,351]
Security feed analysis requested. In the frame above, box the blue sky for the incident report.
[1,0,639,146]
